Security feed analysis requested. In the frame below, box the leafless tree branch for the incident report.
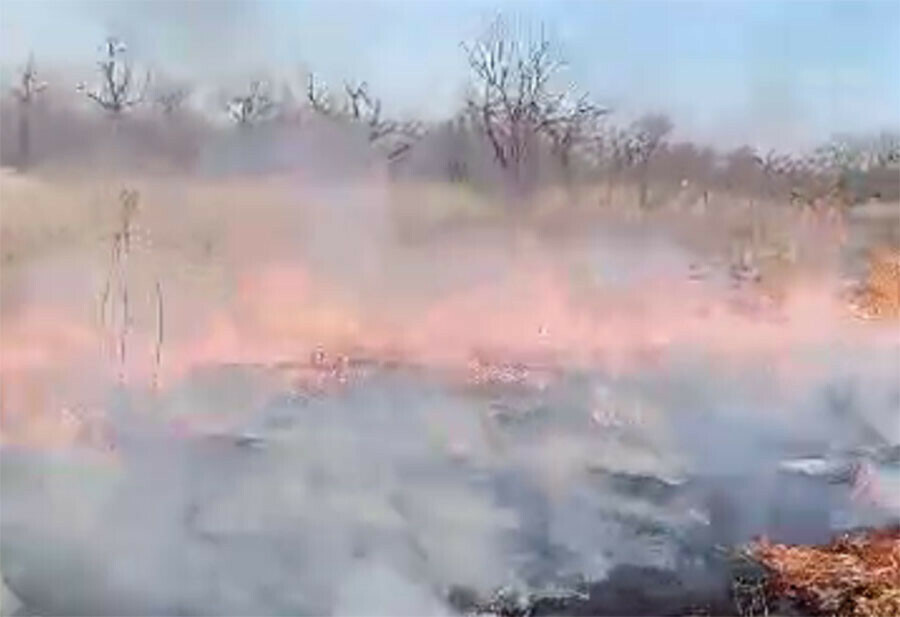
[79,37,148,114]
[306,74,422,160]
[228,80,276,125]
[10,54,47,168]
[463,16,604,189]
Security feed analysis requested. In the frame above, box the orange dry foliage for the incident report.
[749,527,900,617]
[850,249,900,320]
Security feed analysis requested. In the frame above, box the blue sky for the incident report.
[2,0,898,151]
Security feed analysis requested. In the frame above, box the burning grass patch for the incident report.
[747,526,900,616]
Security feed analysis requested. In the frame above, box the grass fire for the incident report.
[1,2,898,616]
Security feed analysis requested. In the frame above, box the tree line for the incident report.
[4,19,898,206]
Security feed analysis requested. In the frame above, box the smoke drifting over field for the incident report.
[2,164,898,616]
[2,342,898,615]
[2,1,899,615]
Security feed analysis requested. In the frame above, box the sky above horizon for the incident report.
[2,0,898,152]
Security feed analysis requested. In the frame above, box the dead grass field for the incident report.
[2,169,897,447]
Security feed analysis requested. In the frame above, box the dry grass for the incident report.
[748,527,900,617]
[389,181,505,241]
[0,169,304,266]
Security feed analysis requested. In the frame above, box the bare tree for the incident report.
[343,81,391,141]
[227,80,276,126]
[307,73,421,161]
[79,37,148,114]
[629,114,673,208]
[463,18,557,184]
[344,80,422,160]
[10,54,47,169]
[463,17,604,193]
[306,73,334,115]
[544,95,607,182]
